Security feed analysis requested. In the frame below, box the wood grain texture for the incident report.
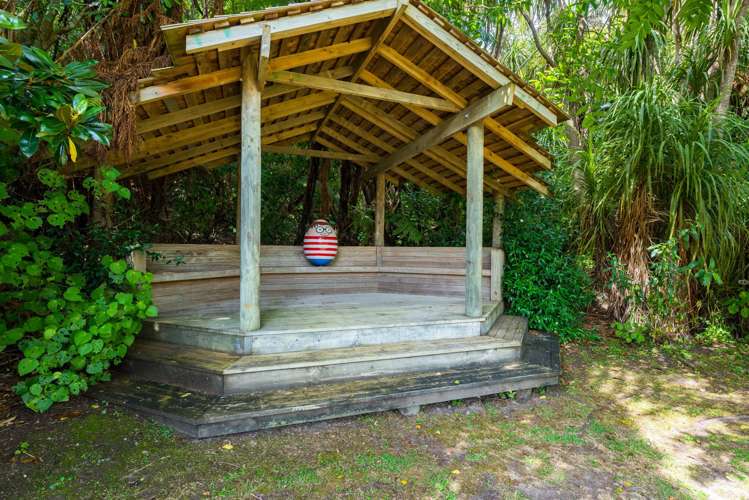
[240,54,262,332]
[465,122,484,317]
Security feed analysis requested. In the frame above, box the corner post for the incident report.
[374,173,385,266]
[465,122,484,317]
[240,52,262,332]
[490,193,505,304]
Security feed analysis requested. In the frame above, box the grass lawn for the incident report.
[1,322,748,499]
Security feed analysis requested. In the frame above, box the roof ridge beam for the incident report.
[185,0,400,54]
[363,84,515,180]
[266,70,460,112]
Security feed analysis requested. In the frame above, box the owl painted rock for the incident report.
[303,219,338,266]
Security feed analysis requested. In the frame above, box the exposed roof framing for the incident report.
[105,0,567,195]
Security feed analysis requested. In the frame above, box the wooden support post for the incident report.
[375,173,385,266]
[374,174,385,247]
[490,193,505,304]
[235,167,241,245]
[465,122,484,317]
[239,52,262,332]
[129,249,147,272]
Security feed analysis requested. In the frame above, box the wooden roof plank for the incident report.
[401,4,557,126]
[185,0,399,54]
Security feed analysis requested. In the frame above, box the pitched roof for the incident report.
[119,0,567,195]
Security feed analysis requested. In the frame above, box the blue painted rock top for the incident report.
[303,219,338,266]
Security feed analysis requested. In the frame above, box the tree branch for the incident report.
[520,9,556,67]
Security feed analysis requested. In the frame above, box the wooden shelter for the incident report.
[97,0,566,437]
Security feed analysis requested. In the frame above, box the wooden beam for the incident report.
[185,0,399,54]
[325,116,465,195]
[269,37,373,72]
[135,67,240,105]
[339,96,501,192]
[363,84,515,180]
[146,146,240,179]
[121,135,242,178]
[375,45,551,169]
[257,24,271,91]
[262,91,337,122]
[240,52,262,332]
[133,38,365,106]
[134,66,353,134]
[261,122,319,145]
[312,6,406,146]
[266,70,460,112]
[465,121,484,317]
[375,174,385,247]
[402,4,557,126]
[262,146,378,162]
[317,129,441,194]
[261,111,325,136]
[358,71,547,195]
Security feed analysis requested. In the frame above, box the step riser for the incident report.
[124,345,521,395]
[224,346,521,393]
[142,320,482,354]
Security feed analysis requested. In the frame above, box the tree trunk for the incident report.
[295,157,320,244]
[318,159,332,219]
[716,0,749,118]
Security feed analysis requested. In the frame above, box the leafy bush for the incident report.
[503,192,595,342]
[0,12,155,412]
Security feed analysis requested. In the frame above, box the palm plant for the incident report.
[577,80,749,320]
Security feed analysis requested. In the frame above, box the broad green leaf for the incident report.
[18,358,38,376]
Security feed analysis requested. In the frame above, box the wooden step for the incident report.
[141,300,503,355]
[487,315,528,343]
[98,332,560,438]
[124,334,523,395]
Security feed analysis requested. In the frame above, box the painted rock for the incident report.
[303,219,338,266]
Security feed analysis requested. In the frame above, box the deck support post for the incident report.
[374,174,385,246]
[465,122,484,317]
[490,193,505,303]
[239,52,262,332]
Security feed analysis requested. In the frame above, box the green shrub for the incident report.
[0,12,156,412]
[503,192,596,342]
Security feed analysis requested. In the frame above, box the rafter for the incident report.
[147,146,241,179]
[363,84,515,179]
[132,37,369,105]
[135,66,353,134]
[402,4,557,126]
[340,96,505,194]
[265,70,460,112]
[374,45,551,170]
[262,146,378,162]
[358,71,547,195]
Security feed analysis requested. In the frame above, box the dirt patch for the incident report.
[1,330,748,499]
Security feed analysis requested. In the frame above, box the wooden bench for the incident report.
[136,244,494,315]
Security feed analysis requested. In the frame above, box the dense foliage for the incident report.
[0,13,156,412]
[5,0,749,348]
[503,192,595,342]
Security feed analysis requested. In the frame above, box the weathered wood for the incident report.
[266,70,460,112]
[374,174,385,247]
[269,37,373,72]
[375,44,551,170]
[402,4,557,126]
[490,192,505,303]
[465,122,484,317]
[185,0,398,54]
[363,84,514,180]
[257,24,271,90]
[263,145,378,162]
[129,250,147,272]
[240,53,262,332]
